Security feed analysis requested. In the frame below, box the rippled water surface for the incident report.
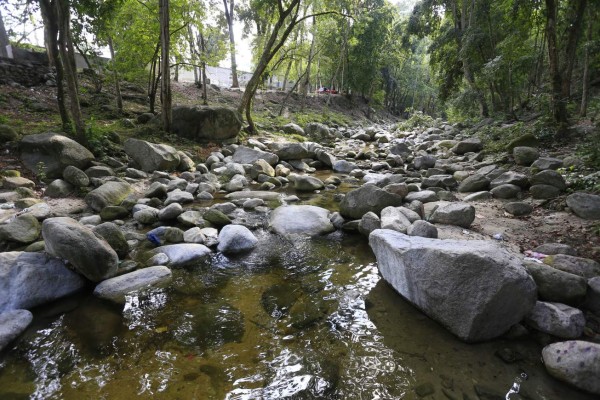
[0,229,596,399]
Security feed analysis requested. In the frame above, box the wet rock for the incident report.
[429,202,475,228]
[404,190,439,204]
[369,230,537,342]
[270,205,335,236]
[288,296,328,329]
[333,159,358,173]
[548,254,600,279]
[85,181,133,212]
[183,227,206,244]
[0,252,86,313]
[380,206,411,233]
[178,210,206,227]
[0,309,33,351]
[20,132,95,178]
[525,262,587,305]
[530,184,560,199]
[533,243,577,256]
[93,266,172,304]
[124,138,180,172]
[204,209,232,226]
[45,179,74,198]
[407,220,438,238]
[186,303,245,349]
[525,301,585,338]
[261,283,300,318]
[542,340,600,395]
[452,137,483,155]
[0,214,41,244]
[490,184,521,199]
[504,202,533,216]
[158,202,183,221]
[566,192,600,220]
[415,382,435,397]
[457,173,490,193]
[290,174,324,191]
[232,146,278,165]
[43,217,119,282]
[151,243,211,267]
[217,224,258,254]
[513,146,539,166]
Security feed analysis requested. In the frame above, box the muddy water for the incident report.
[0,196,596,399]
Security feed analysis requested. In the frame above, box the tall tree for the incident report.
[223,0,239,87]
[159,0,172,132]
[0,8,9,58]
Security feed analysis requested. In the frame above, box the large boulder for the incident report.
[93,266,172,304]
[231,146,279,165]
[0,214,40,244]
[124,138,180,172]
[85,181,133,212]
[429,202,476,228]
[270,205,335,237]
[268,142,315,160]
[217,225,258,254]
[542,341,600,395]
[0,309,33,351]
[524,301,585,338]
[566,192,600,220]
[369,230,537,342]
[20,132,95,178]
[339,184,403,219]
[171,106,242,143]
[0,252,86,313]
[42,217,119,282]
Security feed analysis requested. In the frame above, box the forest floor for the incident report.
[0,76,599,260]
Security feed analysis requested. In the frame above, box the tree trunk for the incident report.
[159,0,172,132]
[223,0,239,88]
[301,17,316,97]
[560,0,587,101]
[545,0,568,129]
[39,0,71,133]
[107,36,123,113]
[200,32,208,105]
[580,10,591,117]
[187,24,199,85]
[57,0,86,145]
[0,8,9,58]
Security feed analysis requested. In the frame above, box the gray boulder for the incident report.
[542,341,600,395]
[513,146,539,166]
[407,220,438,238]
[165,189,194,205]
[369,230,537,342]
[549,254,600,279]
[457,174,490,193]
[404,190,439,203]
[85,181,133,212]
[525,301,585,338]
[217,224,258,254]
[62,165,90,187]
[0,252,86,313]
[413,155,436,170]
[0,214,41,244]
[452,137,483,155]
[150,243,211,267]
[304,122,330,139]
[158,203,184,221]
[531,157,562,171]
[124,138,180,172]
[530,184,560,199]
[291,174,324,191]
[333,160,358,174]
[232,146,279,165]
[490,184,521,199]
[430,202,476,228]
[533,243,577,256]
[93,222,129,259]
[270,205,335,236]
[490,171,529,188]
[525,262,587,305]
[380,206,412,233]
[358,212,381,236]
[171,106,242,143]
[0,309,33,351]
[340,184,403,219]
[504,202,533,216]
[45,179,74,198]
[93,266,172,304]
[42,217,119,282]
[566,192,600,220]
[269,142,314,160]
[20,132,94,178]
[530,170,566,190]
[282,123,304,136]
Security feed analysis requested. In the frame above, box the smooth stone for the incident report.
[100,206,129,221]
[93,266,172,304]
[380,206,411,234]
[530,170,566,190]
[358,212,381,236]
[2,176,35,189]
[0,214,41,244]
[463,191,492,201]
[533,243,577,256]
[457,173,490,193]
[93,222,129,259]
[530,184,560,199]
[165,189,194,205]
[490,171,529,189]
[158,203,184,221]
[525,262,587,305]
[542,341,600,395]
[407,220,438,238]
[85,181,133,212]
[270,205,335,237]
[548,254,600,279]
[225,191,283,201]
[490,184,521,199]
[217,224,258,254]
[45,179,74,198]
[429,202,475,228]
[566,192,600,220]
[504,202,533,216]
[513,146,539,166]
[151,243,211,267]
[183,227,206,244]
[232,146,279,165]
[525,301,585,338]
[404,190,439,203]
[123,138,180,172]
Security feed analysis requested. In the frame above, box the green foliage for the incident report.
[397,110,435,130]
[576,128,600,169]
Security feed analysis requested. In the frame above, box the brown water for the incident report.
[0,194,597,399]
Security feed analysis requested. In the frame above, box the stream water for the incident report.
[0,186,597,399]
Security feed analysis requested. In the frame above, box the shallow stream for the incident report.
[0,189,596,399]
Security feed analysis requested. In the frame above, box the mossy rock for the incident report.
[1,170,21,178]
[506,133,539,151]
[0,124,19,142]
